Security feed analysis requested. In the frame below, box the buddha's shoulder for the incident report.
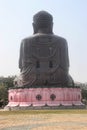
[21,34,67,44]
[52,34,67,42]
[21,35,34,43]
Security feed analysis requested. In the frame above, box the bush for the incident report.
[0,85,8,107]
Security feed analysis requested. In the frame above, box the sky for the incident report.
[0,0,87,83]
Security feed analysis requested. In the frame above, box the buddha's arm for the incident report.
[65,40,69,68]
[19,40,24,71]
[60,39,69,71]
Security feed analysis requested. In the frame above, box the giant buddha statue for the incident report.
[16,11,74,87]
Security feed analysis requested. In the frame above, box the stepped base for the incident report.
[5,105,86,111]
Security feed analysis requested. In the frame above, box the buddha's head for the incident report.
[33,11,53,34]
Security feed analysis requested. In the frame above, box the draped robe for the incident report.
[17,33,73,87]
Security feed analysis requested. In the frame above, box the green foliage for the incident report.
[0,76,15,89]
[0,84,8,106]
[82,89,87,99]
[0,76,15,106]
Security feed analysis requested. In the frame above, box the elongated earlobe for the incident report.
[32,23,37,34]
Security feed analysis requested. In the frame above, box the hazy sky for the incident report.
[0,0,87,83]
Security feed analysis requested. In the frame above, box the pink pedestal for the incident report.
[7,88,83,107]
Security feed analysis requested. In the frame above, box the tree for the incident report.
[0,76,15,107]
[0,84,8,107]
[0,76,15,89]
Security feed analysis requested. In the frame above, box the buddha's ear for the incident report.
[32,22,34,28]
[32,23,37,34]
[51,22,53,29]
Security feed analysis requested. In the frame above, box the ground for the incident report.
[0,109,87,130]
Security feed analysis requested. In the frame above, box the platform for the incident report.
[6,87,84,109]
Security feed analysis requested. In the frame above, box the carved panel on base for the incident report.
[7,87,83,107]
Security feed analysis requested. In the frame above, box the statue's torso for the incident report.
[19,33,70,86]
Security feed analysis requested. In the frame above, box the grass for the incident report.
[0,109,87,115]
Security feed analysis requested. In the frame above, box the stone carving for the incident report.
[36,95,42,101]
[50,94,56,101]
[15,11,74,87]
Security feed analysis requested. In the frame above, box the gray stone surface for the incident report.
[5,105,86,111]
